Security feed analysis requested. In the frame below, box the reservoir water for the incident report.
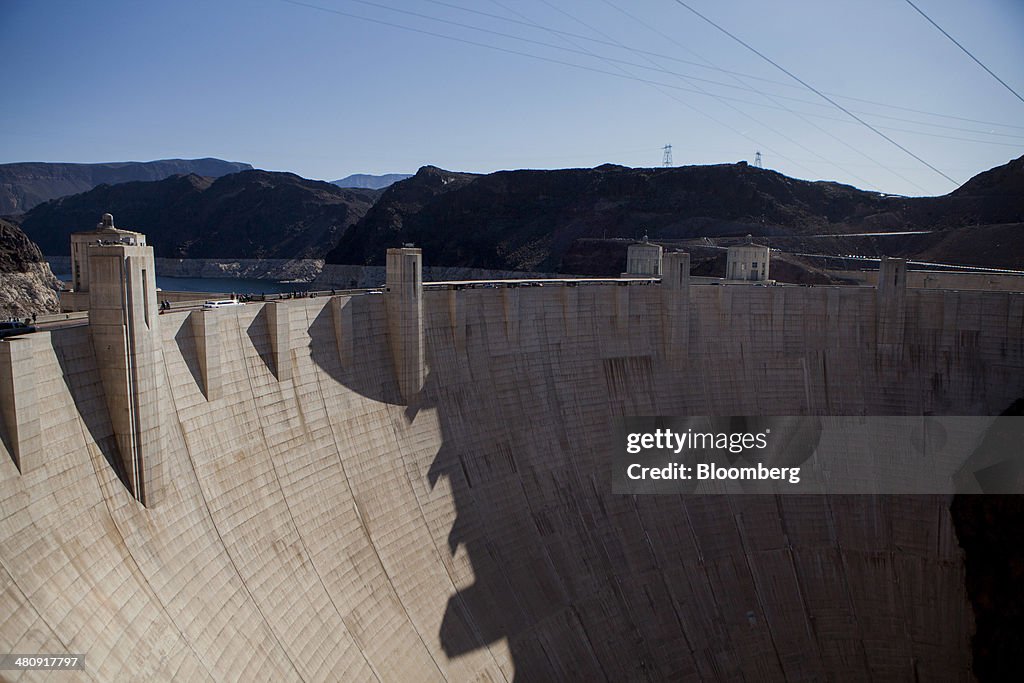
[55,274,306,295]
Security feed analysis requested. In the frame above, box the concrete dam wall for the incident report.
[2,255,1023,680]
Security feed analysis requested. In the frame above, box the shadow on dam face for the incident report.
[419,383,835,679]
[308,295,404,406]
[304,283,1024,681]
[427,413,828,680]
[50,326,127,488]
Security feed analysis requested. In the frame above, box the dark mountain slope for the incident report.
[20,170,379,259]
[951,154,1024,198]
[911,154,1024,228]
[0,158,253,215]
[326,155,1024,272]
[329,166,478,265]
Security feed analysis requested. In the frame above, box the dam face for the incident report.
[1,258,1023,680]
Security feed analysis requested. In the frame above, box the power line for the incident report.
[279,0,998,186]
[487,0,822,179]
[420,0,1024,132]
[598,0,1024,152]
[275,0,744,98]
[344,0,1023,144]
[492,0,880,184]
[419,0,1020,187]
[334,0,831,114]
[835,122,1024,148]
[598,0,905,191]
[843,110,1024,140]
[828,92,1024,131]
[668,0,960,187]
[276,0,810,160]
[419,0,797,85]
[903,0,1024,105]
[489,0,712,174]
[484,0,724,172]
[273,0,817,128]
[528,0,850,182]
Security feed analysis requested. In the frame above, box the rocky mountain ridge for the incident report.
[0,157,252,215]
[11,155,1024,275]
[326,156,1024,272]
[19,170,379,260]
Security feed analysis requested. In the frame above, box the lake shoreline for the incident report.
[46,255,564,291]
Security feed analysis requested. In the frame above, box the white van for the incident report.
[203,299,244,309]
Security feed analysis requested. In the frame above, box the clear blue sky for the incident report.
[1,0,1022,196]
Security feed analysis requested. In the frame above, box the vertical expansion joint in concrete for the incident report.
[0,336,42,472]
[331,296,355,368]
[614,284,630,330]
[266,302,292,382]
[385,248,425,403]
[877,257,908,350]
[86,237,163,506]
[660,252,691,358]
[191,310,222,401]
[561,285,579,338]
[502,287,520,343]
[446,289,466,353]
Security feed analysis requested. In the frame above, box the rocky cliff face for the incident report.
[20,170,380,260]
[0,218,60,318]
[0,158,253,215]
[327,156,1024,272]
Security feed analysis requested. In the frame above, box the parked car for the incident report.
[202,299,244,309]
[0,320,37,338]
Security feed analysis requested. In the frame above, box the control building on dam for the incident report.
[1,221,1023,681]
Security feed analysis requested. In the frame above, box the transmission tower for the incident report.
[662,144,673,167]
[754,151,762,168]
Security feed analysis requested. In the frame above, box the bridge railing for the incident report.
[35,311,89,324]
[154,287,388,313]
[422,277,660,291]
[151,278,669,314]
[249,288,384,301]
